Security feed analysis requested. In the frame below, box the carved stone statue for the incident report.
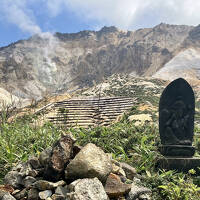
[159,78,195,157]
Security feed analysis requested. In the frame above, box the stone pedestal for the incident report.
[157,157,200,173]
[158,145,195,157]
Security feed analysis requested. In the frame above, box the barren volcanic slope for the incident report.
[1,23,200,103]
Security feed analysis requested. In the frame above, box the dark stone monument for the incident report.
[157,78,200,172]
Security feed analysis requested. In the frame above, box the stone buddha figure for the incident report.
[159,78,195,157]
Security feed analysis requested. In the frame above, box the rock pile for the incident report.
[0,134,151,200]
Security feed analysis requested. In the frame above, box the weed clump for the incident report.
[0,105,200,199]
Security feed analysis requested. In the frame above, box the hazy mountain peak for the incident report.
[99,26,119,33]
[0,23,200,105]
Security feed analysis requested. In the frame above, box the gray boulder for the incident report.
[0,191,7,199]
[65,143,112,183]
[4,171,23,189]
[55,186,68,197]
[2,193,16,200]
[33,180,66,191]
[39,147,52,167]
[23,176,37,187]
[67,178,109,200]
[120,162,137,180]
[13,188,27,199]
[4,161,38,189]
[127,184,151,200]
[27,188,39,200]
[28,156,41,169]
[15,162,37,177]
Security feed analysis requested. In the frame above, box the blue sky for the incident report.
[0,0,200,47]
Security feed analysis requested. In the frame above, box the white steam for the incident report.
[0,0,60,90]
[39,32,58,72]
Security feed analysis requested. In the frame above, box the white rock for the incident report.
[67,178,109,200]
[39,190,52,199]
[127,184,151,200]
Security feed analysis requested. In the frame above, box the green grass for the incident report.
[70,121,160,171]
[0,110,200,199]
[0,115,62,182]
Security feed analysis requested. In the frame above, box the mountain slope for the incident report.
[153,48,200,81]
[0,23,199,103]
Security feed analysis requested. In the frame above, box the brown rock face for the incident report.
[51,135,74,172]
[0,185,14,194]
[43,134,74,181]
[0,23,198,102]
[104,173,131,198]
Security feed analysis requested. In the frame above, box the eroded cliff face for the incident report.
[0,23,198,101]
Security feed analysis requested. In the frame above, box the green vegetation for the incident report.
[0,107,200,199]
[0,72,200,199]
[0,115,62,182]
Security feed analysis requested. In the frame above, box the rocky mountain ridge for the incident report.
[0,23,200,105]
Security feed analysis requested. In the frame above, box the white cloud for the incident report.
[1,0,200,35]
[0,0,41,34]
[46,0,200,29]
[46,0,65,17]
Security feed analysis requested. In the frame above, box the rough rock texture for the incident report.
[120,162,137,180]
[39,190,52,199]
[2,138,152,200]
[28,156,41,169]
[13,188,27,199]
[138,193,151,200]
[51,134,75,172]
[4,171,23,189]
[33,180,66,190]
[39,147,52,167]
[153,48,200,85]
[67,178,109,200]
[27,188,39,200]
[104,173,131,198]
[0,184,14,195]
[112,163,126,177]
[65,143,112,182]
[126,184,152,200]
[12,162,38,177]
[0,23,199,102]
[1,193,16,200]
[128,114,152,126]
[55,185,68,197]
[51,193,66,200]
[23,176,36,187]
[44,134,75,181]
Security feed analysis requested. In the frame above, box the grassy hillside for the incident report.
[1,75,200,199]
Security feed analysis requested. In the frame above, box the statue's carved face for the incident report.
[172,100,186,118]
[177,107,184,117]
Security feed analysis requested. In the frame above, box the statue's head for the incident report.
[172,97,186,117]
